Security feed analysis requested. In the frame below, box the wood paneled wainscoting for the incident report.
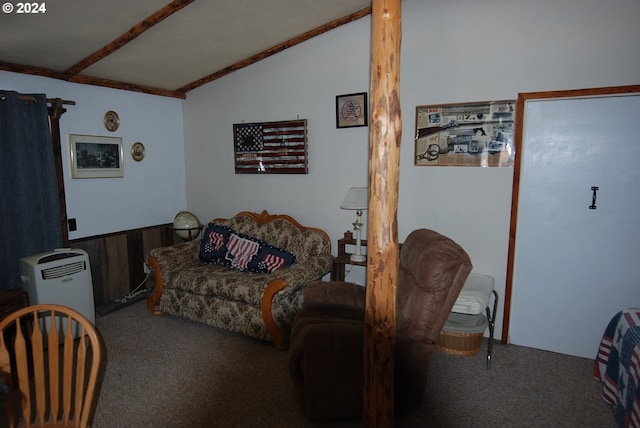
[70,224,174,307]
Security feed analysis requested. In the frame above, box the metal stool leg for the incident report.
[485,290,498,370]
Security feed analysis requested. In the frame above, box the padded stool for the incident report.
[438,273,498,369]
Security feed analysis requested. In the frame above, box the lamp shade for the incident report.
[340,187,368,210]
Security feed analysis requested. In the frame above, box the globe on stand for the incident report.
[172,211,201,241]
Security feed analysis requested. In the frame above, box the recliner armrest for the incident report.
[302,281,366,312]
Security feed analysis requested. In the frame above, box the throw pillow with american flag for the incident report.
[225,232,262,271]
[248,244,296,273]
[199,223,233,265]
[199,223,296,273]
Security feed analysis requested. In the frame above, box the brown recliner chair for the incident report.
[288,228,472,419]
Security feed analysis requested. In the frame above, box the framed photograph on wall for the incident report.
[336,92,368,128]
[69,134,124,178]
[414,100,516,167]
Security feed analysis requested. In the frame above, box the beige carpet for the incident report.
[92,301,617,428]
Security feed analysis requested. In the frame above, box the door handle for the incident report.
[589,186,599,210]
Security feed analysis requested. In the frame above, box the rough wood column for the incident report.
[364,0,402,426]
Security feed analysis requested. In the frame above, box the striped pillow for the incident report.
[199,223,233,266]
[249,244,296,273]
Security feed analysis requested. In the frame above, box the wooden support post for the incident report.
[364,0,402,426]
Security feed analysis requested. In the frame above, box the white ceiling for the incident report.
[0,0,371,97]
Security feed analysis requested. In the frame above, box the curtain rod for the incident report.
[20,94,76,106]
[0,92,76,106]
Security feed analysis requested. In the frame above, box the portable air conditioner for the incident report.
[20,248,95,324]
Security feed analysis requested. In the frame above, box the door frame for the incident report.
[501,84,640,343]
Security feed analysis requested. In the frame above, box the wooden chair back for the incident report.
[0,304,102,427]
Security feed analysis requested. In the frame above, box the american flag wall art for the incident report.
[233,119,308,174]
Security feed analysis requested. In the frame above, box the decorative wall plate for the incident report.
[335,92,368,128]
[131,142,145,162]
[104,110,120,132]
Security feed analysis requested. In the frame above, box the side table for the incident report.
[331,235,367,281]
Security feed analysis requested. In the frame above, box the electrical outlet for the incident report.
[143,262,151,274]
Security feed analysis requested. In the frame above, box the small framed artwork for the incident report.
[131,142,145,162]
[69,134,124,178]
[103,110,120,132]
[336,92,368,128]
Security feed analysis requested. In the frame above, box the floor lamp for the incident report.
[340,187,368,262]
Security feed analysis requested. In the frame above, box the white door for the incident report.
[509,94,640,358]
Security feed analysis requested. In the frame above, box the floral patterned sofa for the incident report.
[146,210,332,349]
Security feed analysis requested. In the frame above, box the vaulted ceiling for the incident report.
[0,0,371,98]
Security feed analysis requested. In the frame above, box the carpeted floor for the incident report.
[92,301,617,428]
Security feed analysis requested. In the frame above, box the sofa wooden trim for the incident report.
[146,255,164,316]
[261,278,287,349]
[146,210,331,349]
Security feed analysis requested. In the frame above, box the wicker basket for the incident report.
[435,330,484,356]
[435,312,487,356]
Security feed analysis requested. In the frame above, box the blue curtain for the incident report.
[0,90,62,291]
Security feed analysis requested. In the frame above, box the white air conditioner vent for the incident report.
[41,260,86,280]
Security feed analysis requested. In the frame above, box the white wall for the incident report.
[183,0,640,338]
[0,71,187,239]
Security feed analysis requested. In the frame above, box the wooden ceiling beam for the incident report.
[0,62,186,99]
[64,0,196,77]
[178,6,372,93]
[0,61,68,81]
[67,75,186,99]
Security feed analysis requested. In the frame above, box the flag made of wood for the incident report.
[233,119,308,174]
